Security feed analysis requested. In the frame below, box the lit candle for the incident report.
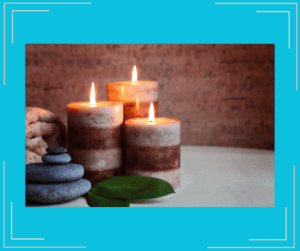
[106,65,158,121]
[124,103,181,189]
[67,82,123,184]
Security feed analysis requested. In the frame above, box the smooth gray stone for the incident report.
[26,163,84,183]
[42,153,71,164]
[46,147,67,154]
[26,179,91,204]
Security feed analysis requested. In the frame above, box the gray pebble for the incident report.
[42,153,71,164]
[26,179,91,204]
[26,163,84,183]
[46,147,67,154]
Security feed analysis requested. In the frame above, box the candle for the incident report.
[67,83,123,184]
[106,65,158,121]
[124,103,181,189]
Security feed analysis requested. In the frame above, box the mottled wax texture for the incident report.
[67,101,123,184]
[107,81,158,120]
[124,118,181,189]
[26,44,274,149]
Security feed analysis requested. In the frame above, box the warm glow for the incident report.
[136,98,139,115]
[149,102,155,124]
[90,82,96,107]
[132,65,137,84]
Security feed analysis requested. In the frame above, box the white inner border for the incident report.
[256,11,290,49]
[3,2,91,248]
[3,2,92,86]
[215,2,298,90]
[207,166,296,249]
[12,10,50,44]
[2,1,294,249]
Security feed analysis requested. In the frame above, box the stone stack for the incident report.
[26,147,91,204]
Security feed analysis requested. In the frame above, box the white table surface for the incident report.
[27,146,274,207]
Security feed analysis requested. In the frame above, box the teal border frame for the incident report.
[0,1,297,250]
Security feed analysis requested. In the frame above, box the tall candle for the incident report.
[67,83,123,184]
[124,103,181,189]
[106,66,158,121]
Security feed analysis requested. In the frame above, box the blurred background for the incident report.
[25,44,274,150]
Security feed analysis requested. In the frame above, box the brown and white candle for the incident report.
[124,105,181,189]
[106,66,158,121]
[67,83,123,184]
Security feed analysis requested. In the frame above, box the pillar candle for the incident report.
[106,66,158,120]
[124,117,181,189]
[67,101,123,184]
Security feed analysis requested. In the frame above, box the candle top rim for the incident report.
[125,117,180,125]
[107,80,158,86]
[67,101,122,108]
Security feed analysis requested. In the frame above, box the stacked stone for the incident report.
[26,147,91,204]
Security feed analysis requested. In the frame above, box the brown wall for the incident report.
[25,44,274,149]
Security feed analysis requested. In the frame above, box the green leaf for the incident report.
[87,191,129,207]
[90,176,175,200]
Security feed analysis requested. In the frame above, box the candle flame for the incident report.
[149,102,155,124]
[90,82,96,107]
[132,65,137,84]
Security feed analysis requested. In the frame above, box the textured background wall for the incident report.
[25,44,274,149]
